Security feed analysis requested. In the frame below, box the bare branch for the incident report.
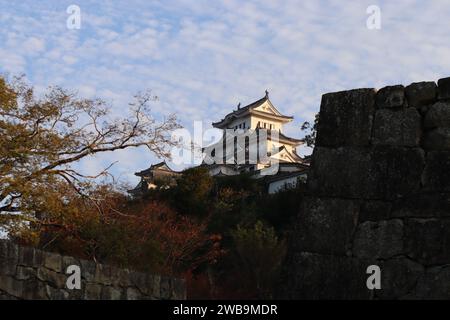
[0,75,181,222]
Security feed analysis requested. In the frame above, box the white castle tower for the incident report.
[204,91,308,177]
[130,91,310,196]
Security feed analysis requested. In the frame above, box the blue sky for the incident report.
[1,0,450,187]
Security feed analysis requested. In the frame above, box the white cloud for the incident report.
[23,36,45,53]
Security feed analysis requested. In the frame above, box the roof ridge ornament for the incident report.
[265,89,269,98]
[237,102,241,110]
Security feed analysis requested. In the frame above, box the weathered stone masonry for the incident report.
[0,240,186,300]
[284,77,450,299]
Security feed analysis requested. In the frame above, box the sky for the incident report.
[1,0,450,187]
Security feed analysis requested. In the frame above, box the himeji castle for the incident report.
[203,90,308,178]
[129,91,310,196]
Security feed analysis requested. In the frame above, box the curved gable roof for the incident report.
[212,94,293,128]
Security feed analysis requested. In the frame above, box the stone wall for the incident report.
[0,240,186,300]
[284,77,450,299]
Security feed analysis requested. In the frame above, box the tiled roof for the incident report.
[212,94,293,127]
[134,161,179,177]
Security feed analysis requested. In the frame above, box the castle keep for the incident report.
[131,92,309,195]
[204,91,307,177]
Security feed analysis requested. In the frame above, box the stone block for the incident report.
[307,147,372,198]
[391,193,450,218]
[130,271,148,293]
[21,279,48,300]
[172,278,186,300]
[0,258,16,277]
[18,246,35,266]
[140,274,162,298]
[353,220,404,259]
[101,286,122,300]
[418,104,430,116]
[152,275,161,298]
[0,241,184,300]
[126,287,141,300]
[16,266,35,280]
[376,85,405,108]
[45,285,69,300]
[43,252,62,272]
[84,283,102,300]
[0,292,17,300]
[422,151,450,192]
[423,127,450,150]
[0,242,18,276]
[378,257,423,299]
[0,241,7,260]
[160,276,172,299]
[108,266,121,287]
[143,275,158,297]
[414,265,450,299]
[372,108,421,146]
[404,218,450,265]
[66,288,84,300]
[117,268,131,287]
[80,259,96,282]
[33,249,44,266]
[0,276,23,298]
[37,267,66,288]
[405,81,437,108]
[424,101,450,128]
[94,263,112,285]
[295,197,359,255]
[308,146,424,199]
[6,242,19,264]
[371,146,424,199]
[316,88,375,147]
[285,252,372,299]
[359,200,392,222]
[438,76,450,100]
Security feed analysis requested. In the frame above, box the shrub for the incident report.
[229,221,286,299]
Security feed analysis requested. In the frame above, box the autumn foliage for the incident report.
[0,74,179,225]
[14,184,223,277]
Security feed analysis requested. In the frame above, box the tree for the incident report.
[229,221,286,299]
[169,166,213,216]
[301,112,319,148]
[11,182,222,276]
[258,184,305,231]
[207,186,256,238]
[0,75,181,232]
